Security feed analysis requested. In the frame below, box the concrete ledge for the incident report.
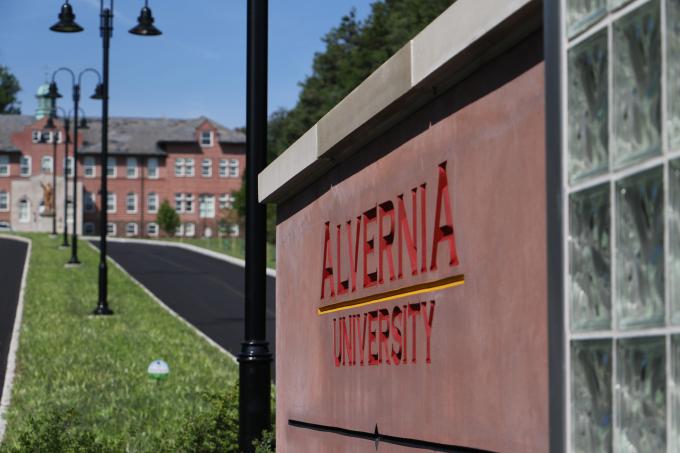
[258,0,540,204]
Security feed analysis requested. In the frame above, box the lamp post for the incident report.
[48,68,102,267]
[46,106,71,248]
[238,1,272,451]
[49,0,161,314]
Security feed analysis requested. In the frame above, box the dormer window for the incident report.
[200,131,214,147]
[32,130,42,143]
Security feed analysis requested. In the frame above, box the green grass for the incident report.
[1,233,238,451]
[160,237,276,270]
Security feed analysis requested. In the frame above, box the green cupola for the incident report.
[35,82,51,119]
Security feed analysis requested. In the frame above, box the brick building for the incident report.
[0,85,245,238]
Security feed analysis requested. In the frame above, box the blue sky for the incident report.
[0,0,373,128]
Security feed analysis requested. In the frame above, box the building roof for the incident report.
[0,114,245,155]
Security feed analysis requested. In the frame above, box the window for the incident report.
[229,159,239,177]
[174,158,185,177]
[229,224,240,237]
[126,157,138,178]
[41,156,53,174]
[201,158,212,177]
[20,156,31,177]
[32,130,41,143]
[147,157,159,178]
[84,157,96,178]
[184,222,195,237]
[84,191,95,212]
[107,193,116,213]
[0,191,8,211]
[200,131,213,147]
[55,131,63,144]
[175,193,184,213]
[175,223,184,237]
[125,222,138,237]
[18,199,30,223]
[146,222,159,236]
[219,193,234,210]
[0,155,9,177]
[84,222,95,235]
[41,131,52,143]
[147,192,158,213]
[126,192,137,213]
[64,157,74,177]
[107,157,117,177]
[185,194,194,213]
[185,159,195,177]
[199,194,215,218]
[219,159,228,177]
[106,223,116,236]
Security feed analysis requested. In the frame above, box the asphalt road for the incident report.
[98,242,276,362]
[0,238,27,401]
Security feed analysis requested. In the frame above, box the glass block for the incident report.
[610,0,634,11]
[616,337,666,452]
[671,160,680,324]
[612,0,661,168]
[616,167,664,329]
[567,0,607,37]
[571,340,612,452]
[568,30,609,183]
[570,184,611,331]
[668,0,680,150]
[671,335,680,452]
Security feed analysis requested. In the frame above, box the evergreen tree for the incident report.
[157,201,180,237]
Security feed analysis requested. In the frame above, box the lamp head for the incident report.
[129,6,162,36]
[91,83,104,100]
[79,117,89,130]
[50,2,84,33]
[48,82,62,100]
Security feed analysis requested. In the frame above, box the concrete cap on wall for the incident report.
[258,0,541,204]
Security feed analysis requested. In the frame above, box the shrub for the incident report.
[157,200,180,236]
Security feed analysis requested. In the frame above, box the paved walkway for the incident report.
[98,241,276,361]
[0,238,28,401]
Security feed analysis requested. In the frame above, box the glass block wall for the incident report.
[564,0,680,451]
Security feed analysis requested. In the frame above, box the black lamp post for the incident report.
[47,105,71,248]
[48,68,102,267]
[50,0,161,314]
[238,1,272,451]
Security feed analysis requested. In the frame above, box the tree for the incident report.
[157,200,180,236]
[0,65,21,114]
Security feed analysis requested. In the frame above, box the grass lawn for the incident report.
[161,237,276,270]
[1,233,238,451]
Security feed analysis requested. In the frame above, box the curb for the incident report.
[81,236,276,278]
[84,241,238,364]
[0,234,31,442]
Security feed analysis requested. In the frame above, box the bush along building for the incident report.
[0,83,245,238]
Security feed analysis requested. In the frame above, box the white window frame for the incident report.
[107,157,117,177]
[185,158,195,177]
[55,131,63,144]
[199,194,215,218]
[41,155,53,174]
[84,191,95,212]
[106,223,116,236]
[0,191,9,212]
[147,157,159,179]
[185,193,194,213]
[175,223,184,237]
[18,198,30,223]
[126,157,138,179]
[184,222,196,237]
[146,222,159,236]
[201,158,212,177]
[63,157,74,177]
[147,192,158,213]
[126,192,137,214]
[219,159,228,177]
[0,155,9,177]
[20,156,31,177]
[229,158,239,177]
[41,131,52,143]
[83,222,95,235]
[125,222,138,237]
[107,192,117,213]
[32,130,41,143]
[200,131,214,147]
[84,156,96,178]
[175,193,184,213]
[174,158,185,177]
[219,193,234,210]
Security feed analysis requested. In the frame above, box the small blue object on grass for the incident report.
[148,359,169,382]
